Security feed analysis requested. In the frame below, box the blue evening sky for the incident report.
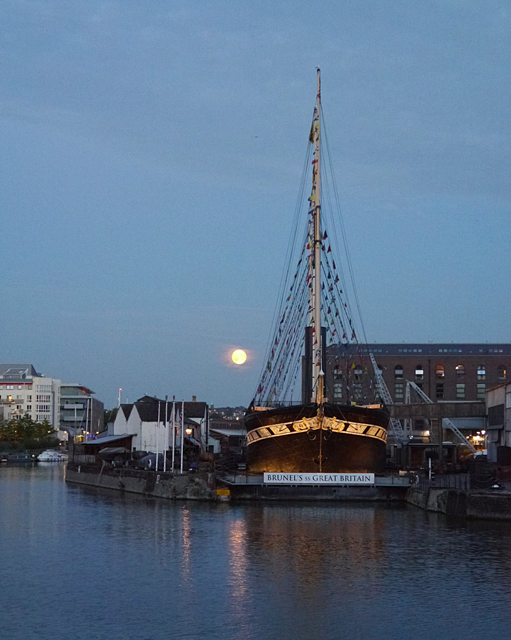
[1,1,510,408]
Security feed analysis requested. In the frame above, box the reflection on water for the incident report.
[1,465,511,640]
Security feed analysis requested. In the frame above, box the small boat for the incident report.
[37,450,64,462]
[7,452,36,463]
[246,70,389,475]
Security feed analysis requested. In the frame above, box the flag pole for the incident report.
[164,396,168,473]
[171,400,176,473]
[180,400,185,474]
[156,401,160,472]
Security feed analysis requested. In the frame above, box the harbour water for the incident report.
[1,464,511,640]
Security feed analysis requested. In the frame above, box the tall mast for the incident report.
[312,68,322,402]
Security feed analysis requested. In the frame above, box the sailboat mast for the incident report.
[312,68,322,401]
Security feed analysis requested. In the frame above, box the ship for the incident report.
[245,70,389,474]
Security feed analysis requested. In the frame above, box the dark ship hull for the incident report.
[246,403,388,474]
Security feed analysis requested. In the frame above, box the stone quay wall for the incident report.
[65,465,215,501]
[406,487,511,520]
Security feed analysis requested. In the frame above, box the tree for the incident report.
[0,414,58,449]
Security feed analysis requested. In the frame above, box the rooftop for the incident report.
[0,364,40,379]
[327,344,511,356]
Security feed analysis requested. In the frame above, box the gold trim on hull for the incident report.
[246,416,387,445]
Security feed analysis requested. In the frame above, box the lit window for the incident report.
[477,365,485,381]
[498,365,507,380]
[436,365,444,379]
[456,364,465,380]
[395,365,403,379]
[415,365,424,382]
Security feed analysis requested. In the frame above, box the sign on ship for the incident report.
[263,473,375,485]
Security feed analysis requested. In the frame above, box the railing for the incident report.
[416,474,471,492]
[71,454,96,466]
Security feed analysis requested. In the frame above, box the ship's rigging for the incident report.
[253,70,377,407]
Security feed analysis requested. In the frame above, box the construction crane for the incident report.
[406,381,476,453]
[370,353,476,452]
[369,353,408,443]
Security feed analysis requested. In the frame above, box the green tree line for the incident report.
[0,414,59,450]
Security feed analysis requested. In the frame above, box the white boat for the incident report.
[37,450,64,462]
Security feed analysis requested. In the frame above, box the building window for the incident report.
[477,365,485,380]
[333,366,342,381]
[477,384,485,400]
[498,365,507,380]
[415,365,424,382]
[506,392,511,409]
[333,383,343,400]
[436,383,444,399]
[395,365,403,379]
[27,405,32,411]
[456,364,465,380]
[436,365,444,379]
[395,382,404,401]
[354,367,363,382]
[456,383,465,399]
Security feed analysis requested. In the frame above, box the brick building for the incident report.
[325,343,509,405]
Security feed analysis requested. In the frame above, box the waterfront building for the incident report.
[486,382,511,463]
[323,344,510,448]
[60,384,104,437]
[111,395,208,453]
[209,416,246,457]
[325,343,509,404]
[0,363,61,429]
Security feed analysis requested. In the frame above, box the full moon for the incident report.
[231,349,247,365]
